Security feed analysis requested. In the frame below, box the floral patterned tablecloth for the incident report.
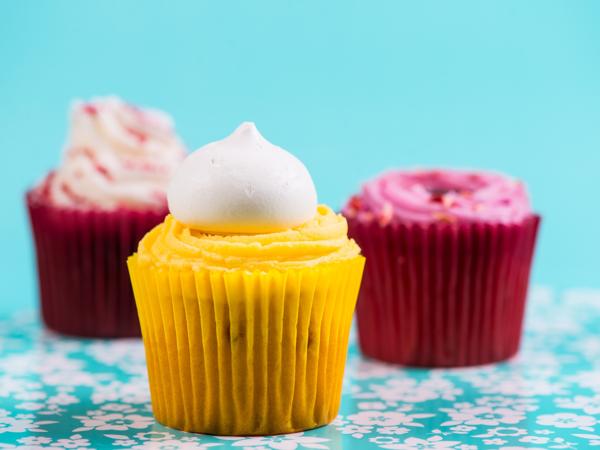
[1,287,599,450]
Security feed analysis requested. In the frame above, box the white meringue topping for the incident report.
[167,122,317,233]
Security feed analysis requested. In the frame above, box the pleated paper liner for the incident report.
[346,214,540,367]
[26,190,167,338]
[128,256,365,436]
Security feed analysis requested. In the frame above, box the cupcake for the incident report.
[27,96,186,337]
[343,169,540,367]
[128,122,364,435]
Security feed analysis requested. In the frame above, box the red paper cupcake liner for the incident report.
[27,190,167,337]
[346,214,540,367]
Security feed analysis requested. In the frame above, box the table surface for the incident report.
[0,287,599,450]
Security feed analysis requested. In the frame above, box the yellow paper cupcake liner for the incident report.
[128,256,365,436]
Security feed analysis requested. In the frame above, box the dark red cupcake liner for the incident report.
[346,214,540,367]
[27,190,167,338]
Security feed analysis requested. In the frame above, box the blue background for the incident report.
[1,1,599,313]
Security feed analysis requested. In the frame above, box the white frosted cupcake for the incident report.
[27,96,186,337]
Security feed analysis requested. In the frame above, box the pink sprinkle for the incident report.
[442,195,455,208]
[433,212,457,223]
[94,164,113,180]
[82,104,98,116]
[348,195,362,213]
[125,127,148,143]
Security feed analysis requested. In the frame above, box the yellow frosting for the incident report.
[136,204,361,271]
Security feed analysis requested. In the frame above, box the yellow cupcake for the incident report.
[128,123,364,435]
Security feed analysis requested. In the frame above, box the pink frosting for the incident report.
[343,169,533,224]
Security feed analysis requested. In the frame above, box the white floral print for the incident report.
[448,425,476,435]
[132,439,222,449]
[483,439,506,446]
[91,379,150,404]
[47,392,79,406]
[519,435,550,444]
[74,413,153,432]
[53,434,91,448]
[440,405,525,426]
[0,288,599,449]
[230,432,330,449]
[113,439,137,447]
[0,415,56,434]
[474,427,527,438]
[377,435,460,449]
[536,413,597,429]
[134,431,176,441]
[337,424,373,438]
[556,395,600,415]
[378,426,411,435]
[17,437,52,445]
[357,377,462,404]
[348,411,434,427]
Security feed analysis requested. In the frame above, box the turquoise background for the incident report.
[2,1,600,313]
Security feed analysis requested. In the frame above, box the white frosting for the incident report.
[168,122,318,233]
[47,96,186,210]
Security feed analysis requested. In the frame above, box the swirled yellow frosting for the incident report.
[136,205,361,271]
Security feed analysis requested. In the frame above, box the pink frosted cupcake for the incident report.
[27,96,186,337]
[343,169,540,367]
